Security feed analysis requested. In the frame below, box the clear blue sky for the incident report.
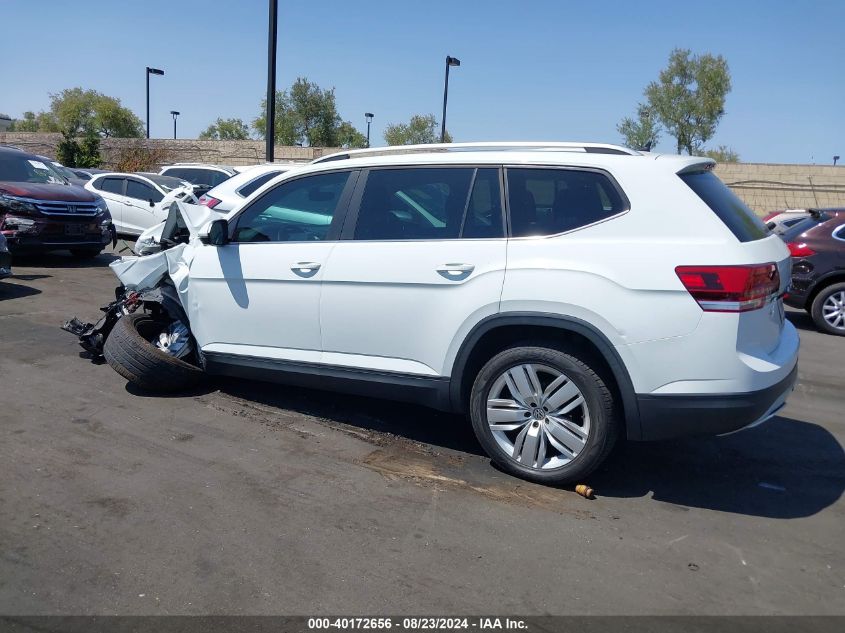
[2,0,843,163]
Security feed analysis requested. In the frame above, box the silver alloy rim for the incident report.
[486,363,591,470]
[822,290,845,330]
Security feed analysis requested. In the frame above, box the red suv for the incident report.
[0,146,113,258]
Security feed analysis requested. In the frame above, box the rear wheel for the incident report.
[103,313,203,392]
[469,345,618,485]
[810,282,845,336]
[70,248,102,259]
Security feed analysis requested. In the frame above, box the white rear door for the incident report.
[319,166,507,376]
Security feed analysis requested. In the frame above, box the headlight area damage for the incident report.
[61,201,212,392]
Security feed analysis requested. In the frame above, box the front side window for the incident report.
[507,168,627,237]
[233,171,350,243]
[354,168,476,241]
[126,180,162,203]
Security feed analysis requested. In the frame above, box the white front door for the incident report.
[319,166,507,377]
[187,169,357,363]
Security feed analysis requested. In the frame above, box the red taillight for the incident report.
[786,242,816,258]
[198,195,221,209]
[675,264,780,312]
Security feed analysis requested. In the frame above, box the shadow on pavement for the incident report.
[11,251,118,269]
[218,379,844,518]
[786,309,821,334]
[0,280,42,300]
[219,377,484,456]
[591,416,845,518]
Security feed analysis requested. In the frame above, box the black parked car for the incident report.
[781,209,845,335]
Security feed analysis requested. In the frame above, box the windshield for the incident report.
[50,162,80,181]
[0,154,69,184]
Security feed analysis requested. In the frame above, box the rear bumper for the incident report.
[634,364,798,441]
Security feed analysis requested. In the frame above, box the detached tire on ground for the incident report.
[103,313,203,393]
[469,345,619,485]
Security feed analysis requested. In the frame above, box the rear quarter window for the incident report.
[680,171,769,243]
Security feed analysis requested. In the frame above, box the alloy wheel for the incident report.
[486,363,591,470]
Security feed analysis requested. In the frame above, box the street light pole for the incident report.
[265,0,278,162]
[170,111,180,139]
[365,112,374,147]
[145,67,164,139]
[441,56,460,143]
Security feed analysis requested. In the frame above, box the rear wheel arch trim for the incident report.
[449,312,642,439]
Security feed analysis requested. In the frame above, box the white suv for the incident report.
[91,142,799,485]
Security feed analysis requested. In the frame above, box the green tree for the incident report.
[383,114,451,145]
[54,130,102,168]
[336,121,368,148]
[643,49,731,154]
[703,145,739,163]
[253,77,366,147]
[10,110,58,133]
[47,88,143,138]
[199,117,251,140]
[617,103,661,151]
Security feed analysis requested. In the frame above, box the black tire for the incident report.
[810,282,845,336]
[103,313,203,393]
[70,248,102,259]
[469,345,618,485]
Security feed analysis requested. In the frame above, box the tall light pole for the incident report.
[265,0,278,162]
[835,155,841,166]
[170,111,180,139]
[365,112,374,147]
[145,67,164,139]
[440,55,460,143]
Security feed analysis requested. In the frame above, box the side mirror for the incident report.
[149,198,155,207]
[206,219,229,246]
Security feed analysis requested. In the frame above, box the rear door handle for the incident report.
[291,262,321,277]
[436,263,475,279]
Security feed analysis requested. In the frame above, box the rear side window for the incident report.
[163,167,230,187]
[680,171,769,242]
[507,168,627,237]
[354,168,474,240]
[127,180,163,203]
[237,171,283,198]
[99,177,124,194]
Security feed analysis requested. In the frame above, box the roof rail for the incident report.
[313,141,640,164]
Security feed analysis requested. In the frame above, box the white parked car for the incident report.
[79,142,799,485]
[85,172,192,235]
[133,163,298,255]
[763,209,811,235]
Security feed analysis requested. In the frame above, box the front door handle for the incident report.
[436,263,475,279]
[291,262,321,277]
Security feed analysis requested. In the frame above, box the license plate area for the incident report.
[64,224,86,236]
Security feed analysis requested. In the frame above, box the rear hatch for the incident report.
[677,168,790,354]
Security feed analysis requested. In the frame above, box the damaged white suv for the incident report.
[65,142,799,485]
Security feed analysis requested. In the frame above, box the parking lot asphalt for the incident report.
[1,248,843,616]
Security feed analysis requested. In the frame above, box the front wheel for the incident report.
[810,282,845,336]
[103,313,203,392]
[469,346,618,485]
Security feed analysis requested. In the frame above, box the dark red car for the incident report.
[0,146,113,258]
[781,209,845,335]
